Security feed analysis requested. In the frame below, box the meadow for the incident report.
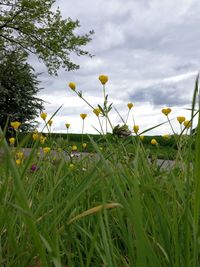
[16,132,179,159]
[0,75,200,267]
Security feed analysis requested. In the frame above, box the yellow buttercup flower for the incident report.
[127,103,133,110]
[183,120,191,128]
[15,151,24,159]
[43,147,51,154]
[72,145,77,151]
[65,123,70,129]
[139,135,144,141]
[69,163,75,170]
[9,137,15,145]
[68,82,76,90]
[133,125,139,134]
[93,108,101,117]
[151,139,158,145]
[163,134,170,140]
[40,112,47,121]
[80,113,87,120]
[82,143,87,149]
[161,108,172,116]
[99,75,108,85]
[10,121,21,130]
[15,159,21,166]
[40,135,47,144]
[177,116,185,124]
[48,120,53,126]
[32,132,39,141]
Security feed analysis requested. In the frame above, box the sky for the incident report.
[31,0,200,135]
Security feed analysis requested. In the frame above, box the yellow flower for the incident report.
[15,151,24,159]
[65,123,70,129]
[82,143,87,149]
[177,116,185,124]
[43,147,51,154]
[40,135,47,144]
[127,103,133,110]
[15,159,21,166]
[69,163,75,170]
[161,108,172,116]
[151,139,158,145]
[9,137,15,145]
[80,113,87,120]
[133,125,139,134]
[93,108,101,117]
[99,75,108,85]
[163,134,170,140]
[10,121,21,130]
[48,120,53,126]
[139,135,144,141]
[183,120,191,128]
[40,112,47,121]
[68,82,76,90]
[32,132,39,141]
[72,145,77,151]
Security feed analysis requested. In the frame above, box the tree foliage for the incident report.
[0,49,44,132]
[0,0,94,75]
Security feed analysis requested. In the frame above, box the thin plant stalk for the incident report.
[180,123,183,134]
[67,128,69,143]
[103,84,108,133]
[81,119,85,151]
[167,115,176,135]
[132,113,136,126]
[125,109,131,124]
[98,116,105,135]
[75,90,95,110]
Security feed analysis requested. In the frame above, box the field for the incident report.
[17,132,179,159]
[0,126,199,266]
[0,76,200,267]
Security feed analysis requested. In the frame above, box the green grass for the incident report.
[0,125,199,266]
[16,132,180,159]
[0,76,199,266]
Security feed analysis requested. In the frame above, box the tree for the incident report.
[0,49,44,132]
[0,0,94,75]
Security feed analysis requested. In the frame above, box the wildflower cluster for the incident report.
[15,151,24,166]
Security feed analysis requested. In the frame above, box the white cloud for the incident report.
[31,0,200,135]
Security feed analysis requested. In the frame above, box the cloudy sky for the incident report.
[32,0,200,135]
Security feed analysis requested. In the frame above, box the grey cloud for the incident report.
[129,73,196,107]
[131,85,189,106]
[174,63,198,72]
[27,0,200,133]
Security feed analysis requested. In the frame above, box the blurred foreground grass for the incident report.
[0,75,199,266]
[0,124,199,266]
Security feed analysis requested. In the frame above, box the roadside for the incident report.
[0,147,176,169]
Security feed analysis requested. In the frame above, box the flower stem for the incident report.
[132,113,136,126]
[103,84,108,133]
[107,115,114,132]
[167,116,176,135]
[75,91,94,110]
[98,116,104,135]
[81,120,84,152]
[180,124,182,134]
[67,128,69,143]
[125,109,130,124]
